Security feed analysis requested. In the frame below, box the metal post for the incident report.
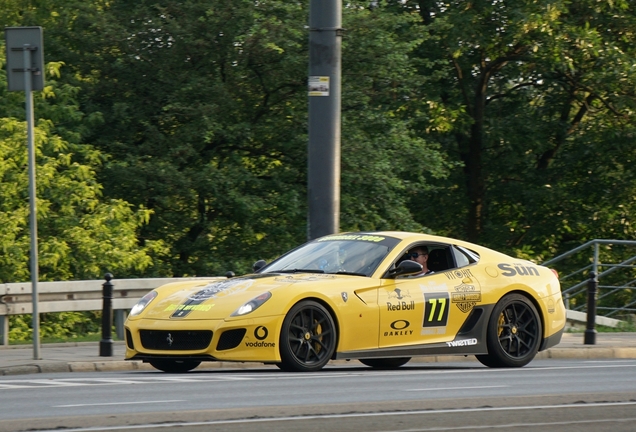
[307,0,342,240]
[593,241,599,275]
[24,44,41,360]
[5,27,44,358]
[100,273,114,356]
[584,271,597,345]
[114,310,126,341]
[0,316,7,346]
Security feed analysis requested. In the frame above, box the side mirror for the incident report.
[387,260,422,278]
[253,259,267,272]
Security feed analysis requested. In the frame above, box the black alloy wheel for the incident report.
[359,357,411,369]
[277,300,337,372]
[476,293,542,368]
[148,359,201,373]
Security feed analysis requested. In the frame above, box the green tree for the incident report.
[1,30,161,342]
[340,2,453,232]
[0,48,157,282]
[28,0,450,276]
[394,0,636,259]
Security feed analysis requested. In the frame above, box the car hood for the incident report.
[139,273,369,320]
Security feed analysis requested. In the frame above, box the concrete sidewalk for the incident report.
[1,332,635,376]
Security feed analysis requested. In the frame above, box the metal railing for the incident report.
[0,276,218,346]
[542,239,636,320]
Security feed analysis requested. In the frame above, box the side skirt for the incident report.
[335,305,493,360]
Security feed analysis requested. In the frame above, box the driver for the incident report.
[405,246,434,276]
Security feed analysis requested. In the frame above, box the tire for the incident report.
[476,293,542,368]
[278,300,337,372]
[148,359,201,373]
[359,357,411,369]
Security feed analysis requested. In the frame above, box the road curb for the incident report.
[538,347,636,360]
[67,361,153,373]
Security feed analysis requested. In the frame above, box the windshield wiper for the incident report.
[333,271,367,276]
[277,269,325,274]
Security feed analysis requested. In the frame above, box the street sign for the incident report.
[5,26,45,92]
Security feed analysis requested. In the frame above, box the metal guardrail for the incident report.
[0,276,218,346]
[542,239,636,321]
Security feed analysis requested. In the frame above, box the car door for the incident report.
[378,272,449,347]
[378,245,481,348]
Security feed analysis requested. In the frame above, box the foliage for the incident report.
[8,0,450,277]
[1,40,158,282]
[8,312,102,343]
[388,0,636,261]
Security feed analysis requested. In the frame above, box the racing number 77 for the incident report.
[423,292,450,327]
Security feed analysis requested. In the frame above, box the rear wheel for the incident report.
[359,357,411,369]
[148,359,201,373]
[476,293,542,368]
[278,300,337,372]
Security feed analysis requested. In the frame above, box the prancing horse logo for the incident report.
[166,333,174,347]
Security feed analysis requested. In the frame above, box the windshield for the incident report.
[263,235,400,277]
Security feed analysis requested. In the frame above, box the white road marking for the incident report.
[1,361,635,390]
[0,383,32,389]
[53,399,185,408]
[404,385,508,392]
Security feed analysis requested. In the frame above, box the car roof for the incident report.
[337,231,512,260]
[343,231,473,247]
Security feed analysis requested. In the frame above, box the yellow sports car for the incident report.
[124,231,565,372]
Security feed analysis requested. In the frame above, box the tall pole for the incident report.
[307,0,342,240]
[5,27,44,359]
[24,44,41,360]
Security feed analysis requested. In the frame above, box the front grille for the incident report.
[216,328,246,351]
[139,330,212,351]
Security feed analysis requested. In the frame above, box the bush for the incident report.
[9,311,102,343]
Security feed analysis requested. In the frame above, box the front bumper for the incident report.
[124,315,284,363]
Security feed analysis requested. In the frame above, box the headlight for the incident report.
[130,291,158,316]
[231,292,272,317]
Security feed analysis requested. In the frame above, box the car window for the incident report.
[452,245,480,267]
[392,243,453,275]
[263,236,400,276]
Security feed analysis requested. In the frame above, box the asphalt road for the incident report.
[1,358,636,431]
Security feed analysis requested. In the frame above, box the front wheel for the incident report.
[476,293,542,368]
[359,357,411,369]
[148,359,201,373]
[278,300,337,372]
